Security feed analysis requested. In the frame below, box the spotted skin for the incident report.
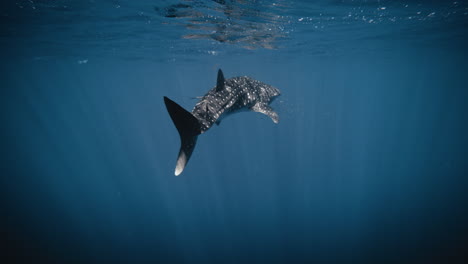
[192,73,280,132]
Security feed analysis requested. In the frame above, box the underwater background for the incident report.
[1,0,468,263]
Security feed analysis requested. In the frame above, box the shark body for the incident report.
[164,69,280,176]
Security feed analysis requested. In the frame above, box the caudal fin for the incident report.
[164,96,201,176]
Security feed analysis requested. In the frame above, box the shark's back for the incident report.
[192,75,280,132]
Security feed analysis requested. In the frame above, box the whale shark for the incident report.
[164,69,280,176]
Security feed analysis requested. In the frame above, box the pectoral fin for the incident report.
[251,103,279,124]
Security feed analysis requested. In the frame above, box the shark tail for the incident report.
[164,96,202,176]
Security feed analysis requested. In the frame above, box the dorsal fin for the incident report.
[216,69,225,92]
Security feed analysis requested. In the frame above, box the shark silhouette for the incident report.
[164,69,280,175]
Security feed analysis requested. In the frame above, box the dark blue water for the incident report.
[2,1,468,263]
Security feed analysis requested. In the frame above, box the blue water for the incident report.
[2,1,468,263]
